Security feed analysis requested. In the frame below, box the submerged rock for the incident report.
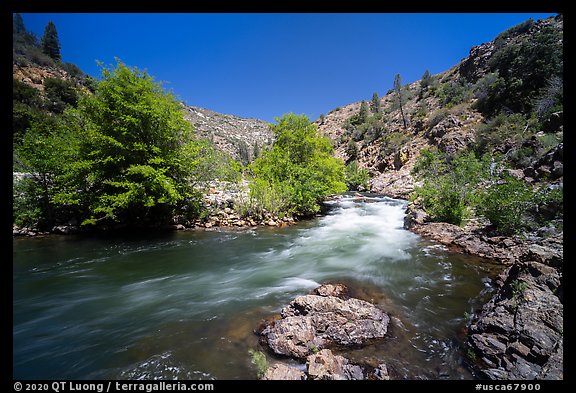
[312,283,349,298]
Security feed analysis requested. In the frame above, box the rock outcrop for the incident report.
[404,203,563,266]
[404,201,563,380]
[466,262,563,380]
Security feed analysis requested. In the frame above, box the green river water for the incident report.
[13,195,502,379]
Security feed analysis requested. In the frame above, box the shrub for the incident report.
[12,102,54,142]
[436,79,473,108]
[61,62,84,79]
[510,279,528,302]
[479,24,563,116]
[345,139,358,160]
[44,77,79,113]
[416,177,468,225]
[380,131,410,158]
[473,113,534,155]
[412,149,490,225]
[494,18,535,46]
[426,108,449,131]
[535,76,563,122]
[413,102,428,120]
[13,78,41,106]
[533,186,563,224]
[478,175,535,235]
[345,161,369,191]
[537,133,561,152]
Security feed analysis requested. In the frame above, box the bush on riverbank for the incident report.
[411,147,562,235]
[247,114,347,217]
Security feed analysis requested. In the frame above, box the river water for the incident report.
[13,194,501,380]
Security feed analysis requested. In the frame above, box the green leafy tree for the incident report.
[45,60,225,227]
[14,114,78,227]
[394,74,408,128]
[249,113,346,216]
[41,21,61,61]
[44,77,79,113]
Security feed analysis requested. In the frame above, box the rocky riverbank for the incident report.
[12,181,298,237]
[404,202,563,380]
[466,261,563,379]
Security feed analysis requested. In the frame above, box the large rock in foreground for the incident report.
[467,261,563,380]
[259,285,390,359]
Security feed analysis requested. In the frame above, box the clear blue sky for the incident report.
[20,13,557,123]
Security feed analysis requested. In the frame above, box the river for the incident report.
[13,194,502,380]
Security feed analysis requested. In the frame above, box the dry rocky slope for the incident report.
[316,16,563,200]
[181,105,273,165]
[312,15,563,380]
[13,63,75,91]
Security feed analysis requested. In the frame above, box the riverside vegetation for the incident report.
[13,14,563,380]
[13,15,345,233]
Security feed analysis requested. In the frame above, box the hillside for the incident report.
[182,105,273,165]
[316,14,563,200]
[13,61,273,167]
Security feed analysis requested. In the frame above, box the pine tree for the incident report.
[420,69,432,90]
[41,21,61,61]
[370,92,380,113]
[394,74,407,128]
[358,100,369,123]
[13,13,26,34]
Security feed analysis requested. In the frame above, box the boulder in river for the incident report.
[258,284,390,359]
